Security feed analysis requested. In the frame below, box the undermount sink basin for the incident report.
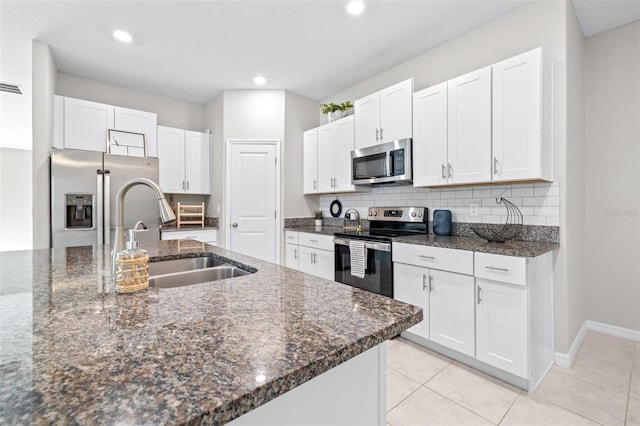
[148,256,252,288]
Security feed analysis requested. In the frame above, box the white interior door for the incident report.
[229,143,278,263]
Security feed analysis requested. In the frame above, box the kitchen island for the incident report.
[0,242,422,425]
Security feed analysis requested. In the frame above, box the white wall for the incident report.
[56,73,206,131]
[321,0,583,352]
[31,41,57,249]
[0,148,32,251]
[584,21,640,332]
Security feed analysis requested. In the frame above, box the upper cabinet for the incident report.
[304,115,356,195]
[354,78,413,149]
[492,48,552,182]
[54,96,158,157]
[413,47,552,188]
[158,126,210,194]
[114,106,158,157]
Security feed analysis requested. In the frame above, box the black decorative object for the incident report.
[433,210,452,236]
[470,198,523,243]
[329,199,342,218]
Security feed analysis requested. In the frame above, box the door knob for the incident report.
[232,223,238,228]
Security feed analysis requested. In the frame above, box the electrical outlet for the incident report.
[469,202,479,217]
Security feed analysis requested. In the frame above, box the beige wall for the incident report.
[56,73,206,131]
[584,21,640,331]
[0,148,32,251]
[31,41,57,249]
[322,0,584,353]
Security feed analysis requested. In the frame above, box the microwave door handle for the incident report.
[386,151,393,176]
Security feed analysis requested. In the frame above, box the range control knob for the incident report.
[372,211,377,217]
[418,212,423,217]
[411,211,417,218]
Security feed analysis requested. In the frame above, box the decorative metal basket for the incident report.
[470,198,523,243]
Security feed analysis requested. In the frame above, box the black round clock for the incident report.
[329,199,342,218]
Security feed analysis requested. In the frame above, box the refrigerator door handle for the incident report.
[104,172,111,246]
[96,172,103,245]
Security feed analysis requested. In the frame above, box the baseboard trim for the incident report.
[554,320,640,368]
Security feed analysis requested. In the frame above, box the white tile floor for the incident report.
[386,331,640,425]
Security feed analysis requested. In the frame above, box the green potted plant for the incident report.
[314,210,323,227]
[321,101,354,122]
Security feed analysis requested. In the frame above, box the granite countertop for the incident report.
[285,226,558,257]
[0,242,421,425]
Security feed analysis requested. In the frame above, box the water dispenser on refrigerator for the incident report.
[65,194,93,229]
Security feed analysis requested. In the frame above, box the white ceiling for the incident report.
[1,0,638,105]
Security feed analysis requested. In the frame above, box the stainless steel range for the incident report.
[334,206,428,297]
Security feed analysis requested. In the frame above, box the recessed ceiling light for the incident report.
[347,1,365,16]
[253,75,267,85]
[113,30,133,43]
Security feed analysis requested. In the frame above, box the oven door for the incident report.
[334,238,393,298]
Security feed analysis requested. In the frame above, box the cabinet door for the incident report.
[114,107,158,157]
[314,248,335,281]
[447,67,492,184]
[476,278,528,378]
[298,246,316,276]
[380,78,413,143]
[429,269,475,357]
[493,48,546,182]
[394,263,430,340]
[63,97,114,152]
[413,83,449,187]
[184,131,210,194]
[317,123,335,193]
[286,243,299,270]
[157,126,185,193]
[303,129,318,194]
[354,92,380,148]
[332,116,355,192]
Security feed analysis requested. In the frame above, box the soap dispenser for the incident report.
[115,222,150,294]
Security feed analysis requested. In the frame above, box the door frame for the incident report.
[225,139,281,264]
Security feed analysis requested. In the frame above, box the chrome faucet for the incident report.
[111,178,176,278]
[344,208,363,232]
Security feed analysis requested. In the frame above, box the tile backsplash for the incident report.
[319,182,560,226]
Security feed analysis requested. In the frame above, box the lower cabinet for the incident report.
[285,231,334,281]
[393,242,554,391]
[160,229,217,245]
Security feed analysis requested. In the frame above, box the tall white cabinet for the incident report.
[412,82,448,186]
[354,78,413,149]
[157,126,210,194]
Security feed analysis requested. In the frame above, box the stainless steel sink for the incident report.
[147,256,225,276]
[147,256,252,288]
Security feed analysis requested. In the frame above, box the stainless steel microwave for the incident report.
[351,139,412,185]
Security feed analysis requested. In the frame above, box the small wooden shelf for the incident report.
[177,202,205,228]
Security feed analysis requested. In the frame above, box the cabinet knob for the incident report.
[232,223,238,228]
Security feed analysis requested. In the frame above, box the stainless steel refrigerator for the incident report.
[51,148,161,248]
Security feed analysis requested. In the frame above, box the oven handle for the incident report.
[333,238,391,252]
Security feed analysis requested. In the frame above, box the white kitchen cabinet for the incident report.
[61,97,115,152]
[114,106,158,157]
[393,243,475,356]
[317,116,355,193]
[447,66,492,184]
[305,116,355,195]
[158,126,210,194]
[393,263,430,340]
[428,269,475,357]
[303,129,318,194]
[289,232,334,280]
[476,278,528,377]
[354,78,413,149]
[161,229,217,245]
[412,82,448,186]
[492,47,552,182]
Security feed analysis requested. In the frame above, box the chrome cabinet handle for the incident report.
[447,163,452,178]
[375,128,379,141]
[294,249,298,259]
[310,239,318,243]
[232,223,238,228]
[313,180,317,190]
[477,286,482,304]
[429,275,433,292]
[441,164,446,180]
[186,180,189,190]
[182,180,185,190]
[494,157,498,175]
[379,128,383,141]
[422,274,428,291]
[485,266,509,272]
[418,254,435,260]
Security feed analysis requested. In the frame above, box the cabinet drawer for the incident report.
[285,231,299,245]
[393,243,473,275]
[298,232,334,251]
[475,252,526,286]
[161,229,217,243]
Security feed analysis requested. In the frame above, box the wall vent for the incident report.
[0,82,23,95]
